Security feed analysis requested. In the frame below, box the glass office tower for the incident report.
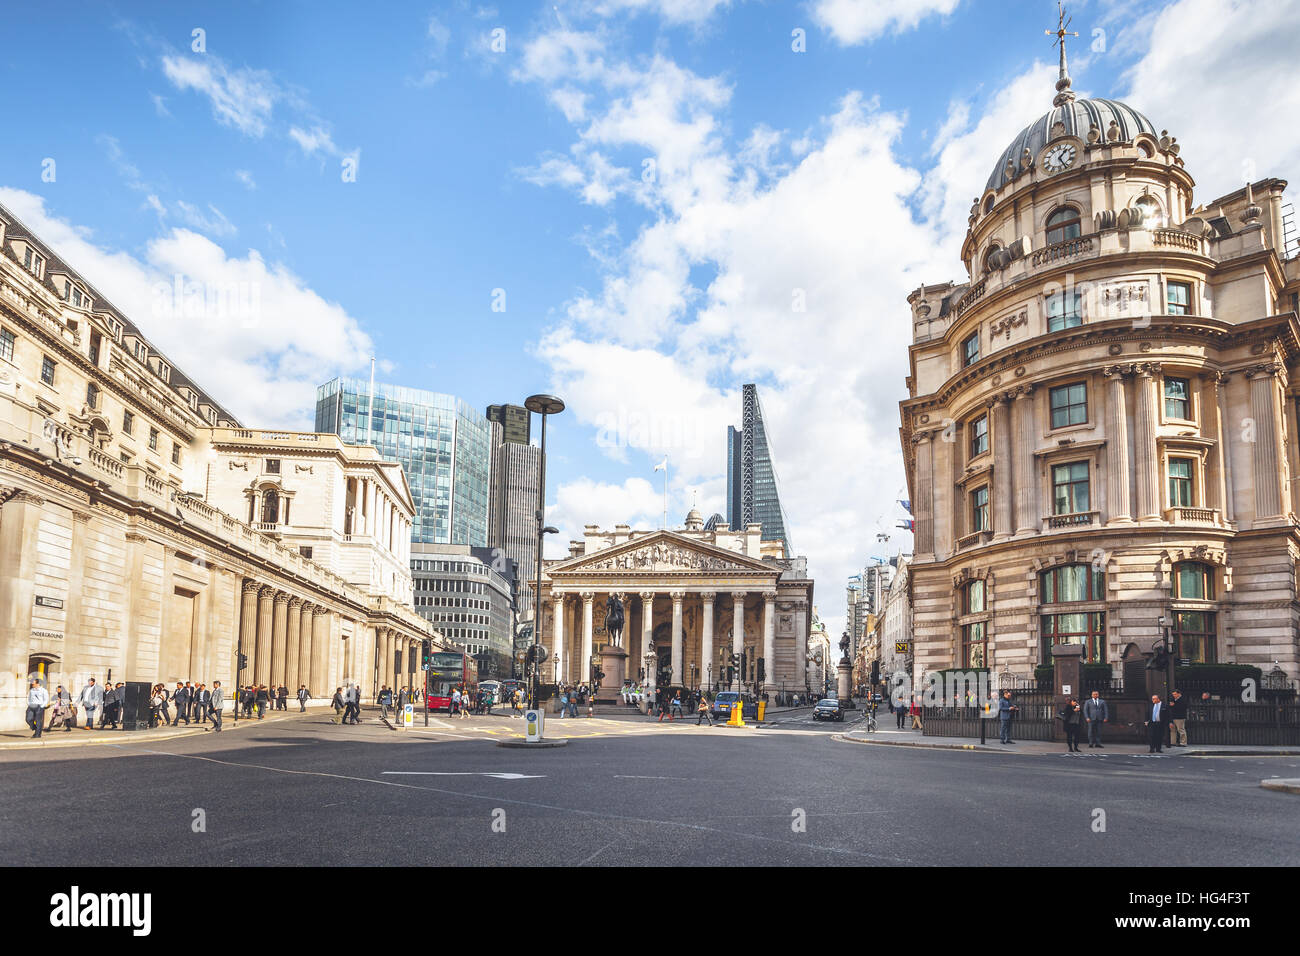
[316,378,490,546]
[724,383,792,555]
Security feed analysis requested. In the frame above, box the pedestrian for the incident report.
[210,681,224,732]
[194,684,212,726]
[451,687,461,716]
[1083,689,1108,748]
[255,684,269,719]
[171,682,189,726]
[78,678,102,731]
[98,682,119,730]
[25,679,48,738]
[297,685,310,712]
[909,698,923,730]
[277,684,289,711]
[1058,697,1083,752]
[696,694,714,726]
[557,688,567,719]
[1146,694,1168,753]
[895,697,907,729]
[567,690,578,719]
[149,685,164,728]
[998,690,1018,744]
[48,694,74,732]
[110,683,126,728]
[379,685,392,719]
[331,687,344,724]
[670,692,684,720]
[243,685,257,718]
[457,687,471,720]
[344,685,360,724]
[1168,690,1188,747]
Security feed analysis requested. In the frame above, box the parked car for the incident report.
[711,691,757,719]
[812,698,844,721]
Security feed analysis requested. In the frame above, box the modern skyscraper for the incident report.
[486,405,541,620]
[724,383,792,555]
[315,378,490,546]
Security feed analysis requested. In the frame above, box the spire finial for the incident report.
[1046,2,1079,107]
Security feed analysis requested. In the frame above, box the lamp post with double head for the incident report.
[525,394,565,711]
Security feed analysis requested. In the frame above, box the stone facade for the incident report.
[900,69,1300,685]
[0,201,440,729]
[536,514,814,696]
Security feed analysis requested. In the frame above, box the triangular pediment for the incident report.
[548,530,773,576]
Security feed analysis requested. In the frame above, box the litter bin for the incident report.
[756,701,767,721]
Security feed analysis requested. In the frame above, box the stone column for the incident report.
[793,602,807,693]
[670,591,685,685]
[0,492,42,683]
[1248,364,1285,518]
[551,593,565,679]
[237,580,259,685]
[1103,366,1132,523]
[254,586,275,685]
[1134,363,1161,520]
[310,608,329,694]
[731,591,746,669]
[285,597,302,691]
[297,603,314,693]
[1201,372,1229,516]
[1012,386,1038,534]
[700,592,716,691]
[640,591,655,685]
[762,590,777,690]
[581,592,594,685]
[270,592,289,689]
[1215,372,1235,521]
[912,433,934,555]
[991,395,1013,538]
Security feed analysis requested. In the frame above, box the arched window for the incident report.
[983,195,994,215]
[1046,206,1081,245]
[261,489,279,525]
[1134,194,1163,229]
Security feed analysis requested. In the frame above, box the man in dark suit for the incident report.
[1146,694,1169,752]
[1082,690,1109,748]
[172,682,189,725]
[194,684,211,726]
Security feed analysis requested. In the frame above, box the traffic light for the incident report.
[421,639,431,666]
[237,652,248,671]
[730,652,739,667]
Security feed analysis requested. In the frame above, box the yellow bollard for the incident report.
[729,700,745,726]
[756,701,766,721]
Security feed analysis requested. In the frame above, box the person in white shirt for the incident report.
[78,678,103,730]
[26,680,49,738]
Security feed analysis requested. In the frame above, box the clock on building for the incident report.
[1042,142,1078,174]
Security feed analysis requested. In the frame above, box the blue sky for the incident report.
[4,0,1298,635]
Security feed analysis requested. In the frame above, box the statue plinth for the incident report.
[836,657,855,707]
[597,644,629,704]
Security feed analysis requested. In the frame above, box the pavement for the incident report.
[0,704,329,749]
[3,706,1298,866]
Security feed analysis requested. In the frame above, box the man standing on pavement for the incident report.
[895,698,907,729]
[209,681,224,732]
[25,679,48,738]
[78,678,103,731]
[998,690,1018,744]
[297,684,310,712]
[194,684,212,726]
[1168,690,1188,747]
[379,685,392,720]
[1083,689,1108,748]
[171,682,189,726]
[1146,694,1169,753]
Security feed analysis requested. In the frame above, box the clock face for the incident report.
[1043,142,1077,173]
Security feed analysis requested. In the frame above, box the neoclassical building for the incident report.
[0,201,439,729]
[536,512,814,696]
[899,54,1300,683]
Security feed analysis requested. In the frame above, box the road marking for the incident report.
[614,774,690,780]
[381,772,544,779]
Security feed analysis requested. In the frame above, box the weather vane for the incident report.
[1046,2,1079,106]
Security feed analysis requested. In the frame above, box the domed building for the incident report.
[900,42,1300,685]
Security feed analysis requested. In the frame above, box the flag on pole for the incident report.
[899,499,912,514]
[654,457,667,472]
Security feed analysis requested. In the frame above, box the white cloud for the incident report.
[0,188,373,432]
[161,54,277,136]
[288,125,338,156]
[810,0,962,45]
[235,169,257,190]
[585,0,733,24]
[173,200,237,238]
[1122,0,1300,201]
[548,477,665,557]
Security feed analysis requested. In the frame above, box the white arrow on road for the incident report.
[381,772,544,779]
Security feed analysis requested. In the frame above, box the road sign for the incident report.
[403,703,414,728]
[524,708,543,742]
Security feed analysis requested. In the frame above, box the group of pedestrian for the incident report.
[889,697,923,730]
[1048,688,1191,752]
[331,685,362,724]
[23,676,230,737]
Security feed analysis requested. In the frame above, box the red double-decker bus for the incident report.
[426,651,478,712]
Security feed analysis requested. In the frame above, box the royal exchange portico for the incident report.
[537,518,814,698]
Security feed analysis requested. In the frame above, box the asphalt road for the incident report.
[3,712,1297,866]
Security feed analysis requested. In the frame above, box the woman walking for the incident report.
[1059,697,1083,752]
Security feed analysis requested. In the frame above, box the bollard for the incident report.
[729,701,745,727]
[756,701,766,722]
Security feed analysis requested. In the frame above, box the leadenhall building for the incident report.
[900,49,1300,684]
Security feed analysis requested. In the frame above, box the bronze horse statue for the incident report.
[605,594,624,646]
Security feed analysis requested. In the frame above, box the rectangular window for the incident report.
[265,459,281,474]
[962,332,980,367]
[1164,377,1191,419]
[122,410,134,435]
[1168,458,1194,507]
[1052,461,1090,515]
[971,486,989,532]
[964,580,986,614]
[1172,611,1216,663]
[134,342,148,363]
[148,428,159,452]
[962,622,987,668]
[1049,382,1087,428]
[299,546,314,559]
[1047,291,1083,332]
[171,444,181,465]
[1041,612,1107,663]
[1167,281,1192,316]
[85,383,99,409]
[0,327,14,363]
[89,330,102,366]
[40,356,56,386]
[969,414,988,458]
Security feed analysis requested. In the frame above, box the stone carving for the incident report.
[295,464,314,474]
[584,543,749,572]
[989,310,1028,339]
[229,461,248,471]
[1100,284,1148,310]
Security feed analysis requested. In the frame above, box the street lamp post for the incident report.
[525,393,565,713]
